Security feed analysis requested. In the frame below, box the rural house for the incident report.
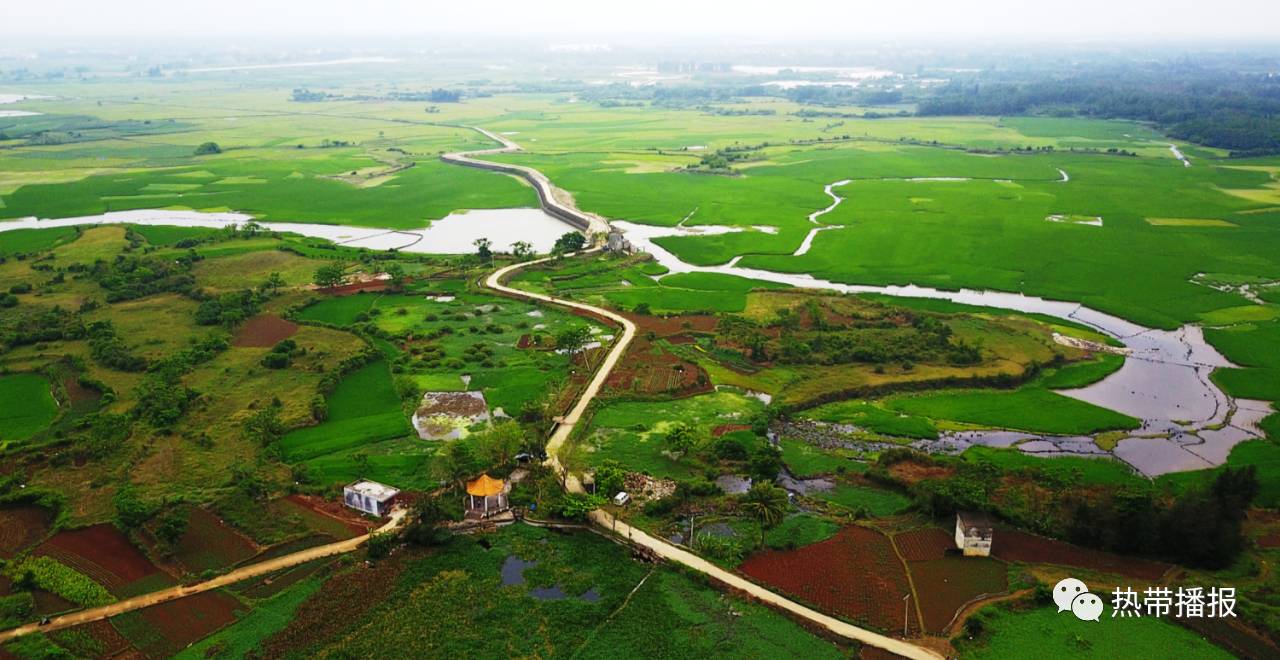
[464,474,510,520]
[954,510,994,556]
[343,479,400,517]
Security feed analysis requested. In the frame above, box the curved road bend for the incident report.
[473,138,943,660]
[0,510,406,644]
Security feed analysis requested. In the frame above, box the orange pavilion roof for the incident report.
[466,474,505,497]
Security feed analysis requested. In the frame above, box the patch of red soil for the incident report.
[59,620,134,657]
[991,528,1170,581]
[626,313,719,337]
[171,507,258,573]
[284,494,376,536]
[711,424,752,438]
[604,336,711,397]
[128,590,240,658]
[893,527,954,562]
[739,526,912,632]
[887,461,956,485]
[32,589,74,616]
[909,556,1007,633]
[0,506,53,558]
[36,524,161,592]
[60,373,101,407]
[320,280,387,296]
[262,557,405,657]
[232,315,299,347]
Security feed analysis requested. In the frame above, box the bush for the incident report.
[8,283,32,294]
[693,532,743,563]
[194,141,222,155]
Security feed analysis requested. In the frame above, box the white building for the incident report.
[343,479,400,517]
[954,511,994,557]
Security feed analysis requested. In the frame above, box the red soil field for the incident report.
[316,279,388,296]
[0,506,53,558]
[604,336,711,397]
[739,526,911,632]
[893,527,954,562]
[908,557,1008,633]
[56,620,135,658]
[37,524,161,593]
[122,590,241,658]
[232,314,299,347]
[172,507,259,573]
[991,528,1170,581]
[284,494,374,536]
[263,558,405,657]
[712,423,752,437]
[626,313,719,336]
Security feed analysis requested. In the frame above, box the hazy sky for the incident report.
[4,0,1280,41]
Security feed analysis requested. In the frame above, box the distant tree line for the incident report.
[917,75,1280,156]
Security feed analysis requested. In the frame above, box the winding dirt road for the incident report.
[0,510,405,644]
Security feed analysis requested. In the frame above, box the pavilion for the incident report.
[464,474,509,519]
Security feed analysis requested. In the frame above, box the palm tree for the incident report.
[740,481,788,547]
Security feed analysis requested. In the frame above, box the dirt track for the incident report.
[0,510,404,644]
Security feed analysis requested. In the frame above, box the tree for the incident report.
[403,496,452,546]
[262,271,286,296]
[155,508,189,545]
[748,444,784,482]
[194,142,222,155]
[366,532,397,559]
[741,481,788,546]
[473,238,493,263]
[510,241,534,261]
[433,439,482,488]
[664,423,698,460]
[313,262,347,288]
[113,486,154,530]
[555,325,592,356]
[243,404,285,445]
[477,421,525,467]
[594,459,626,496]
[557,492,605,521]
[384,262,407,291]
[552,232,586,256]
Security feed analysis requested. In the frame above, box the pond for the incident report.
[499,555,600,601]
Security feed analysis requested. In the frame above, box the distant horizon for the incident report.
[3,0,1280,42]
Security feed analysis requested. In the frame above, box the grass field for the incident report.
[813,483,912,517]
[279,360,411,463]
[886,387,1141,435]
[0,373,58,445]
[581,391,764,479]
[957,601,1232,659]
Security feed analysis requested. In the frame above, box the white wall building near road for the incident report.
[343,479,400,517]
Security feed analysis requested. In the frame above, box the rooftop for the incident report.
[957,510,994,537]
[466,474,506,497]
[345,479,400,502]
